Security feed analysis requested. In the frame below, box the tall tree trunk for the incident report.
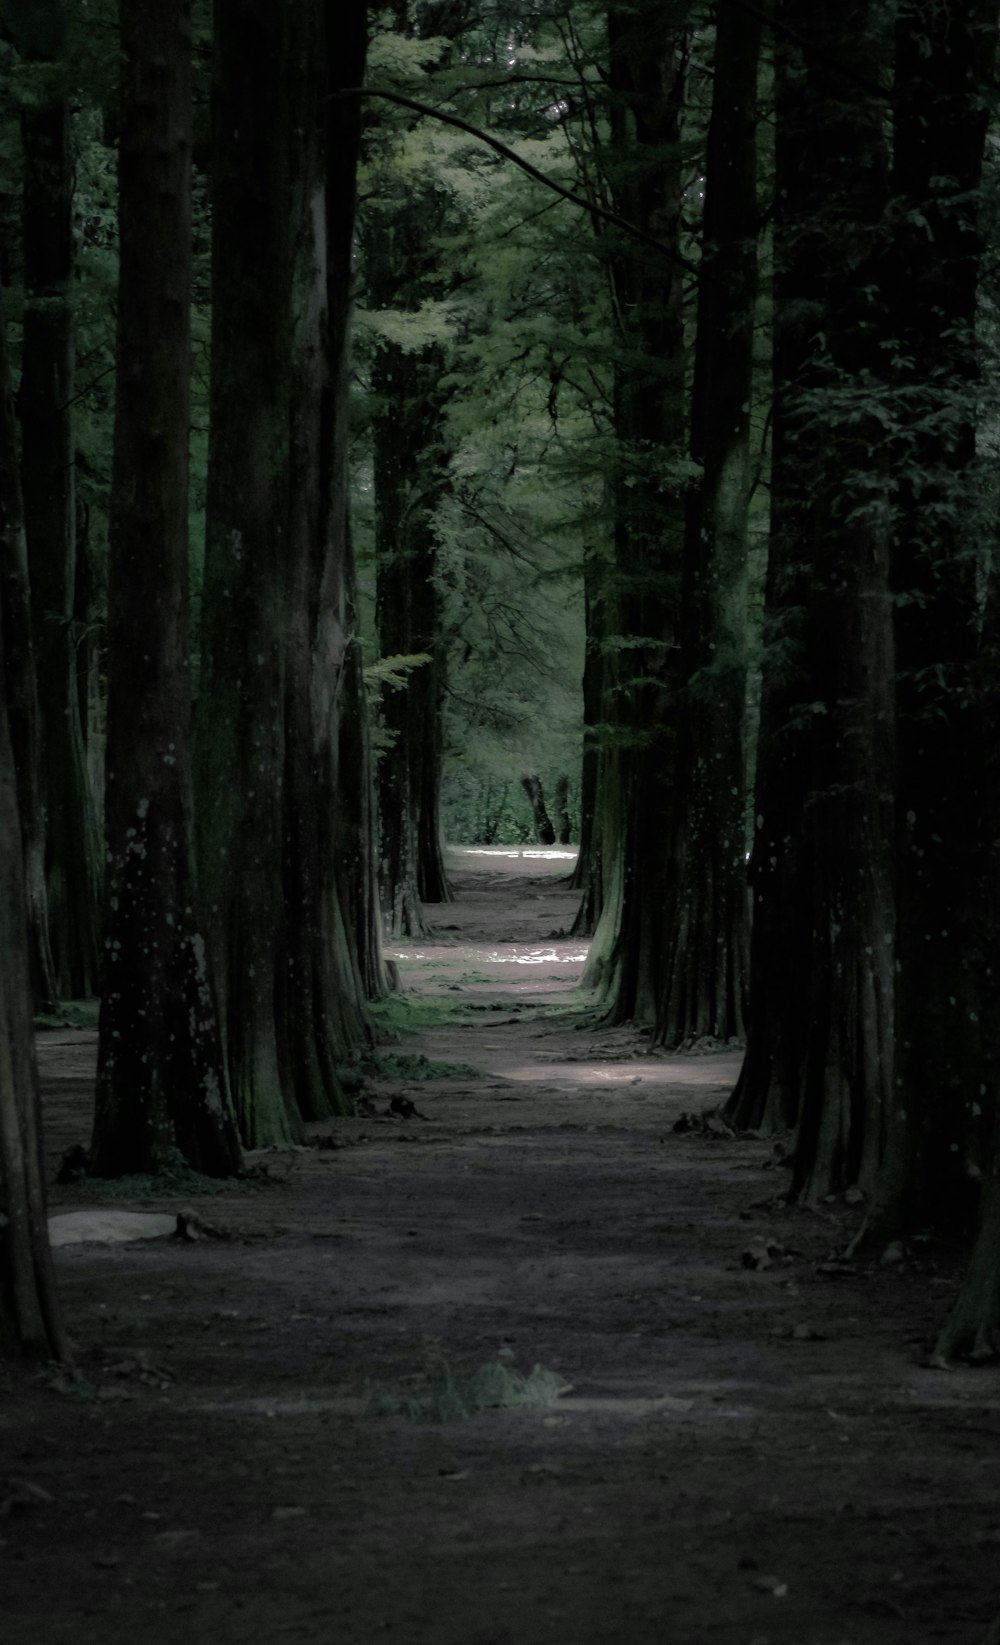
[195,0,300,1148]
[0,618,67,1359]
[371,337,450,937]
[0,278,56,1012]
[16,0,100,999]
[276,0,378,1122]
[725,1,896,1206]
[367,185,454,937]
[91,0,241,1177]
[583,0,690,1022]
[866,0,999,1241]
[656,0,759,1047]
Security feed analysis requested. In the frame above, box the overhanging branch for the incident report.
[334,85,702,278]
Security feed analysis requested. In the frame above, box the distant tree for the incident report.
[366,173,454,932]
[9,0,100,999]
[91,0,241,1175]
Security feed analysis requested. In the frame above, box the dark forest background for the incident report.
[3,0,1000,1366]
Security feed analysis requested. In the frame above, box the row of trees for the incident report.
[4,0,1000,1361]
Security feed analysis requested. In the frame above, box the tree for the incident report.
[0,472,66,1357]
[0,274,56,1012]
[90,0,241,1176]
[655,0,759,1048]
[582,0,692,1022]
[725,0,897,1206]
[10,0,101,1000]
[866,0,998,1242]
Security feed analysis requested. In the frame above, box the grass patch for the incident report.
[370,993,472,1034]
[34,997,101,1031]
[75,1147,265,1199]
[368,1357,571,1422]
[358,1049,483,1081]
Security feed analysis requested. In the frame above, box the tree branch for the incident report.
[335,85,702,277]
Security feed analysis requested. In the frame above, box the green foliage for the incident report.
[368,1354,571,1421]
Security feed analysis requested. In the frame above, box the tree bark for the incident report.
[582,0,690,1022]
[865,0,998,1240]
[725,1,896,1205]
[91,0,241,1177]
[367,147,455,936]
[520,774,556,845]
[0,623,67,1359]
[16,0,101,1000]
[0,277,56,1013]
[656,0,759,1048]
[195,0,301,1148]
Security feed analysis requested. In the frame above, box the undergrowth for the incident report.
[368,1356,571,1422]
[357,1049,483,1081]
[34,998,101,1031]
[78,1147,270,1198]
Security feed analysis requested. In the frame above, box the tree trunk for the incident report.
[552,774,572,846]
[282,0,382,1114]
[656,0,759,1048]
[0,621,67,1359]
[582,0,690,1022]
[570,519,612,923]
[520,774,556,845]
[0,278,56,1013]
[865,0,998,1240]
[91,0,242,1177]
[368,199,454,937]
[195,0,301,1148]
[725,1,896,1206]
[16,0,101,1000]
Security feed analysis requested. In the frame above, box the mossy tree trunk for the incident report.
[582,0,690,1022]
[15,0,100,1000]
[0,277,56,1013]
[656,0,759,1048]
[725,1,896,1205]
[91,0,242,1177]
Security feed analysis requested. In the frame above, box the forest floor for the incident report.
[3,848,1000,1645]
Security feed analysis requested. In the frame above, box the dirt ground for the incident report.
[3,847,1000,1645]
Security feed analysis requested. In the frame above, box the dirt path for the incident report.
[3,849,999,1645]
